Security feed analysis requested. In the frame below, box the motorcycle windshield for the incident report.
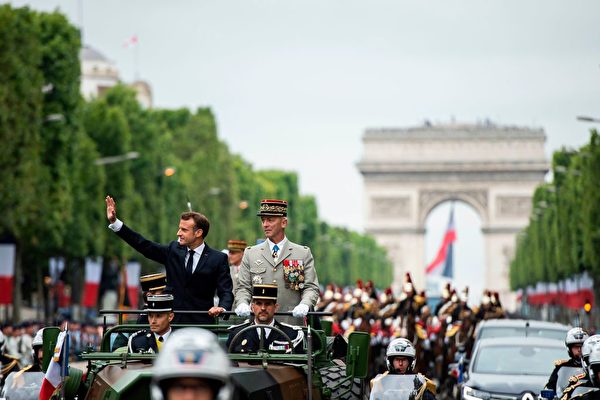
[370,374,424,400]
[0,371,45,400]
[556,366,584,398]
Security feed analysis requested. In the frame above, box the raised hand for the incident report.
[105,195,117,224]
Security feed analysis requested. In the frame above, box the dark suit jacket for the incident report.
[115,224,233,323]
[226,320,304,354]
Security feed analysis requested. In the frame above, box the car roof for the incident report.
[477,319,570,330]
[475,336,566,348]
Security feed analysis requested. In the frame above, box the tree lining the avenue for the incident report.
[510,130,600,318]
[0,5,392,320]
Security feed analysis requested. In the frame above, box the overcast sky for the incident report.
[8,0,600,298]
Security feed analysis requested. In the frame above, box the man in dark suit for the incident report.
[105,195,233,323]
[226,284,304,354]
[129,294,174,353]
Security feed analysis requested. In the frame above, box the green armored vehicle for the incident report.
[42,311,370,400]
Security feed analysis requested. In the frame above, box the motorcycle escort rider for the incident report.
[558,345,600,400]
[370,337,437,400]
[558,335,600,400]
[545,327,589,395]
[152,327,231,400]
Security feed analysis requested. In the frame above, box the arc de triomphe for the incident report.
[357,123,548,308]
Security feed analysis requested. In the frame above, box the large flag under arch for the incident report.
[425,206,456,278]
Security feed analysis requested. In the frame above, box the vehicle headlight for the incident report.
[463,385,491,400]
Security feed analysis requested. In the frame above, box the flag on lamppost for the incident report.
[425,205,456,278]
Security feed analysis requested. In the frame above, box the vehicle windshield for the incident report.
[478,327,567,341]
[370,374,424,400]
[1,371,45,399]
[473,344,565,375]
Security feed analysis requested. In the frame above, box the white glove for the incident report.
[235,303,251,317]
[292,303,309,318]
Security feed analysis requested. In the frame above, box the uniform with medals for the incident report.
[234,200,319,325]
[128,294,173,354]
[227,284,304,354]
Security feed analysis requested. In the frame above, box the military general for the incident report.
[234,199,319,325]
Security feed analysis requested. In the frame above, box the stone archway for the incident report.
[357,123,548,309]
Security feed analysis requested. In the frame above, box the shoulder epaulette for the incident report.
[227,320,251,330]
[554,359,569,366]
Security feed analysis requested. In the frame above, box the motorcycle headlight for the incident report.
[463,385,491,400]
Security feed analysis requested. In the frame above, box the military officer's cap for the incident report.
[257,199,287,217]
[253,284,278,301]
[227,240,247,252]
[146,294,174,312]
[140,273,167,292]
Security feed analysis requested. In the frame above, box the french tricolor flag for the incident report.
[0,244,16,305]
[425,206,456,277]
[39,330,69,400]
[82,258,103,308]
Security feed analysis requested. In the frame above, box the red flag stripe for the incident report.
[426,229,456,274]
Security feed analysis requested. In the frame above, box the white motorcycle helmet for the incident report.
[582,335,600,368]
[152,328,231,400]
[565,327,588,359]
[385,337,416,374]
[587,345,600,386]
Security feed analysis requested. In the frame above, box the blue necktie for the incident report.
[272,245,279,259]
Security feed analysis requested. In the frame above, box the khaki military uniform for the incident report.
[234,240,319,325]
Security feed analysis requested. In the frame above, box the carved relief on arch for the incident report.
[370,196,411,219]
[418,189,488,224]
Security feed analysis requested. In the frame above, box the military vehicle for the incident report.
[38,310,370,399]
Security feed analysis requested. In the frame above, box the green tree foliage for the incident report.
[2,6,392,320]
[510,130,600,290]
[581,132,600,275]
[0,5,45,242]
